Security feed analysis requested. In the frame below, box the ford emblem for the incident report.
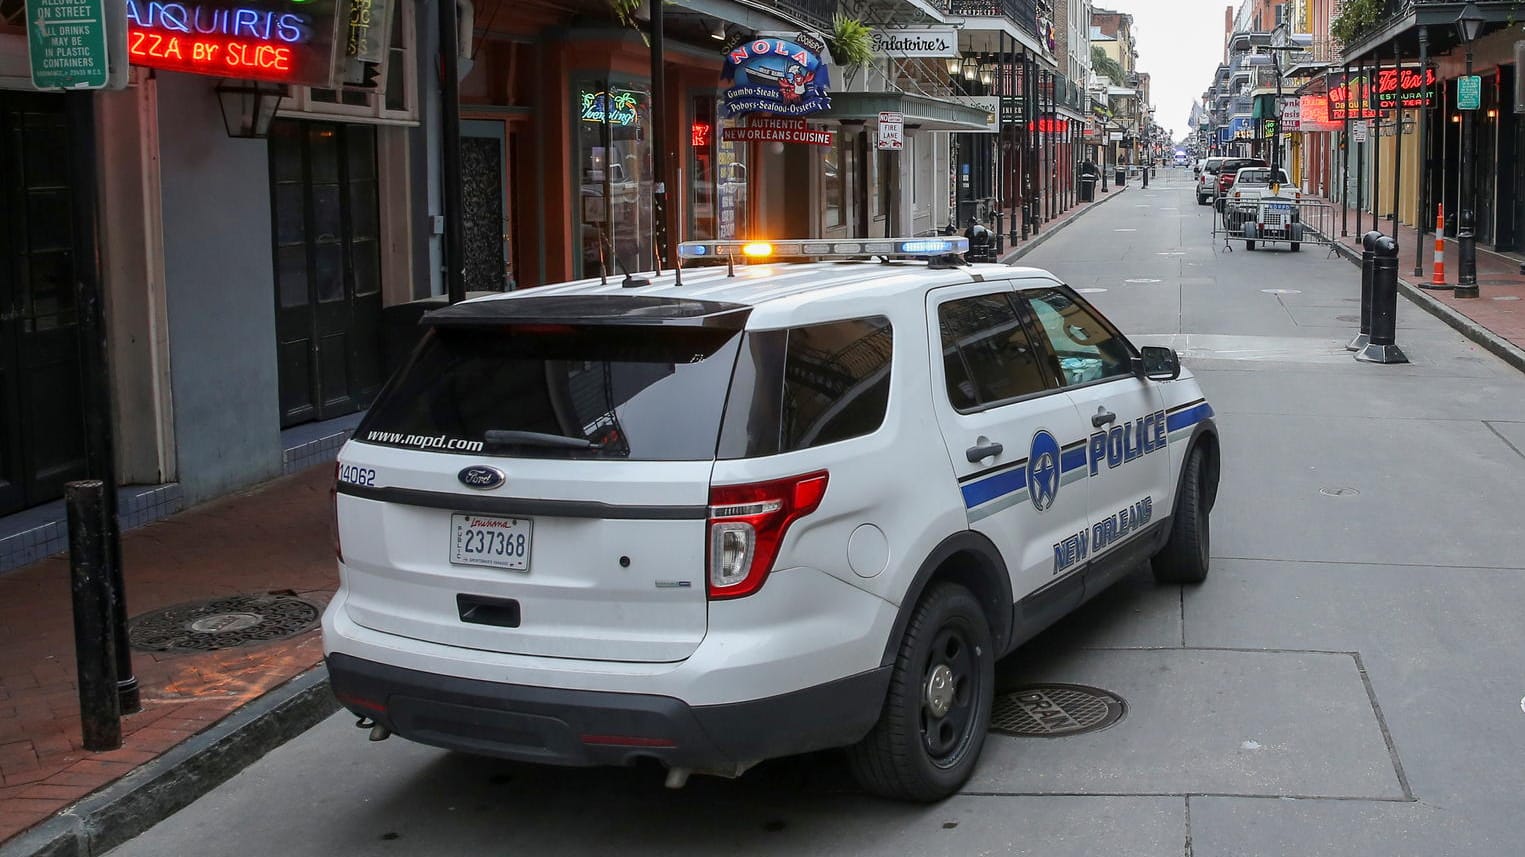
[457,466,505,490]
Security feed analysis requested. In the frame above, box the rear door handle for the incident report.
[966,441,1004,463]
[1092,408,1117,428]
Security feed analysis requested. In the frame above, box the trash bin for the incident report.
[1115,167,1126,185]
[1079,175,1097,202]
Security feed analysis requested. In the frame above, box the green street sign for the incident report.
[25,0,108,90]
[1457,74,1482,110]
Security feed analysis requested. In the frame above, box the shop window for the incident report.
[688,94,749,241]
[577,82,653,278]
[280,1,417,125]
[824,131,846,228]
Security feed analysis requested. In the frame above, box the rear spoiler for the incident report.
[422,294,752,330]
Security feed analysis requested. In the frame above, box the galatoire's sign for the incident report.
[869,26,956,58]
[722,33,831,118]
[124,0,344,86]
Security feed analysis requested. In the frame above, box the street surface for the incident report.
[108,171,1525,856]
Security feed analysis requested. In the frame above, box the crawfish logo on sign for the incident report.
[722,35,832,118]
[1027,430,1061,512]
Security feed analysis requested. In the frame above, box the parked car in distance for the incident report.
[1195,157,1226,204]
[1211,158,1269,211]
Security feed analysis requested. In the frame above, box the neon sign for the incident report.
[126,0,342,86]
[1369,66,1437,110]
[580,90,642,126]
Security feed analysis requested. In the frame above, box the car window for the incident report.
[358,323,744,460]
[717,316,892,458]
[937,292,1051,411]
[1021,288,1135,387]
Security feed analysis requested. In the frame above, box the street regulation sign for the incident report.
[26,0,109,89]
[877,111,904,150]
[1457,75,1481,110]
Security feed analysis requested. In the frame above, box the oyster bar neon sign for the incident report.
[126,0,343,86]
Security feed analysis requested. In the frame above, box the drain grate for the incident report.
[128,594,321,653]
[990,684,1126,737]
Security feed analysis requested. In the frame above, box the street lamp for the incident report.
[1454,1,1486,298]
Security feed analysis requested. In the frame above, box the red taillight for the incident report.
[331,462,343,562]
[706,471,828,600]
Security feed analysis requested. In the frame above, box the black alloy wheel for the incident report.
[848,583,994,802]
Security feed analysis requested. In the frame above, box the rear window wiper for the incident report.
[484,430,602,450]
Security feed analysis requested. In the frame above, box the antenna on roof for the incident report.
[596,231,610,286]
[726,252,735,278]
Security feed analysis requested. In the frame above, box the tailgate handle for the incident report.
[457,594,521,628]
[965,441,1004,463]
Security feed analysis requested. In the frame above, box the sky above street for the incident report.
[1108,0,1236,142]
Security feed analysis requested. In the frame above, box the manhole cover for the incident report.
[1261,288,1302,294]
[1320,486,1360,497]
[990,684,1126,737]
[129,594,322,653]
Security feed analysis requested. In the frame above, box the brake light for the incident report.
[331,462,343,562]
[706,471,828,600]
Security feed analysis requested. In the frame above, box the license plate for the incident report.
[451,513,532,571]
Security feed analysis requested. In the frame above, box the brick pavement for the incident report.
[0,466,336,845]
[1316,196,1525,353]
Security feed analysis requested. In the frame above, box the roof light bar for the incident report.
[676,237,970,260]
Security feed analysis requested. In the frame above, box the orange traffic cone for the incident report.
[1429,205,1447,288]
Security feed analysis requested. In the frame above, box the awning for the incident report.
[812,91,996,132]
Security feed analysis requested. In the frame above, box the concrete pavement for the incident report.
[60,169,1525,855]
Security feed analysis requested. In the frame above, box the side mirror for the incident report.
[1139,346,1181,381]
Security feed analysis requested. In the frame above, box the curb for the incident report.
[0,667,338,857]
[1328,240,1525,374]
[999,183,1132,264]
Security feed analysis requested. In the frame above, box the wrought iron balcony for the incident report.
[945,0,1039,36]
[771,0,840,30]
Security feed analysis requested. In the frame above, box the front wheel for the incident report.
[1290,242,1301,252]
[848,583,994,802]
[1152,447,1211,584]
[1244,240,1256,251]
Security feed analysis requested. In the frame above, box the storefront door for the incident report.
[269,120,385,428]
[461,120,510,291]
[0,93,88,516]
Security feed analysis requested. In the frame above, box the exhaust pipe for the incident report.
[355,716,392,742]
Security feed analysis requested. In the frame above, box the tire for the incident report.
[1290,242,1301,252]
[848,582,994,802]
[1244,240,1256,251]
[1152,447,1210,585]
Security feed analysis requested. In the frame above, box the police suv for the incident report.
[323,238,1220,802]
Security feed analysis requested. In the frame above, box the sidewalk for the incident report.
[0,466,338,853]
[1315,196,1525,367]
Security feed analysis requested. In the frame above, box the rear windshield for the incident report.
[357,324,745,460]
[357,314,894,462]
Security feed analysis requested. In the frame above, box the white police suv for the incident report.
[323,237,1219,802]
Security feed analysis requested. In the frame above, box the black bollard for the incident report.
[66,480,122,751]
[1357,236,1409,364]
[1348,231,1385,352]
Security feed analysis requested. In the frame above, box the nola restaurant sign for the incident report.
[722,33,831,118]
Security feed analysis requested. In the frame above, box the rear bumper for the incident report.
[327,652,890,772]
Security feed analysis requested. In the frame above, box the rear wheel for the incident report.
[1290,242,1301,252]
[1244,240,1256,251]
[848,583,993,802]
[1152,447,1210,585]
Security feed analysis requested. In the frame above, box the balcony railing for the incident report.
[945,0,1038,36]
[771,0,840,30]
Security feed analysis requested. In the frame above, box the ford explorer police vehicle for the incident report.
[323,238,1220,803]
